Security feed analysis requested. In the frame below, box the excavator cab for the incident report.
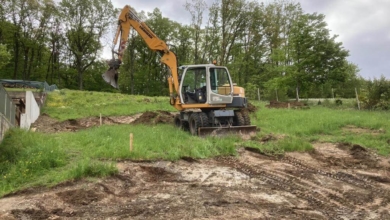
[179,64,234,105]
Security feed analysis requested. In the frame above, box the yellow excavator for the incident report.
[103,5,257,136]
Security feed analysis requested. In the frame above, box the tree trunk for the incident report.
[78,69,83,90]
[27,48,35,80]
[22,47,29,80]
[13,38,19,79]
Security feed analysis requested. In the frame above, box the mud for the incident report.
[1,143,390,220]
[266,100,308,109]
[31,111,174,133]
[343,125,386,136]
[132,110,174,125]
[246,102,257,113]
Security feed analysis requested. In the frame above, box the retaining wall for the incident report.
[0,113,13,142]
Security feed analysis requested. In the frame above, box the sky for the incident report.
[108,0,390,80]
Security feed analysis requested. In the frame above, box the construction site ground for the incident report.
[1,111,390,219]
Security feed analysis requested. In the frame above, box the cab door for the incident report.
[207,67,233,105]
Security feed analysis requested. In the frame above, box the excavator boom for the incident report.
[102,5,180,109]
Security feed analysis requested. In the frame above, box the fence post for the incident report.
[355,88,361,110]
[257,88,261,102]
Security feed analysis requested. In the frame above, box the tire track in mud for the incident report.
[216,149,390,220]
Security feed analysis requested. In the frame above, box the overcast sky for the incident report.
[109,0,390,80]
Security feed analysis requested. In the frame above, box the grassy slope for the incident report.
[43,89,176,121]
[0,90,389,196]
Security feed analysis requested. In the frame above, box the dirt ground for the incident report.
[30,111,174,133]
[2,113,390,219]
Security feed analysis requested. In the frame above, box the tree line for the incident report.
[0,0,388,109]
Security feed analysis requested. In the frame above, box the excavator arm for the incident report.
[102,5,181,109]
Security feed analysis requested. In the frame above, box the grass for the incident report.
[248,101,390,155]
[1,90,390,196]
[43,89,175,121]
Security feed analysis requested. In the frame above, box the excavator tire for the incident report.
[174,114,182,129]
[189,113,201,136]
[241,110,251,125]
[174,114,189,131]
[234,111,245,126]
[199,112,209,127]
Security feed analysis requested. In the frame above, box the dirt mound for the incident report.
[31,111,172,133]
[131,111,174,125]
[11,208,50,220]
[343,125,385,136]
[247,102,258,112]
[306,142,381,169]
[266,100,308,109]
[56,188,104,206]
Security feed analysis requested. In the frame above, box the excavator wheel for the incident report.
[234,111,245,126]
[174,114,182,128]
[199,112,209,127]
[174,114,189,131]
[241,110,251,125]
[189,113,201,136]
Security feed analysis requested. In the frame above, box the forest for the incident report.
[0,0,389,109]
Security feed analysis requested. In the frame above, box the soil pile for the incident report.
[31,111,173,133]
[131,111,174,125]
[266,100,308,109]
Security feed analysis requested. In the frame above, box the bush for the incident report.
[335,99,343,105]
[361,76,390,110]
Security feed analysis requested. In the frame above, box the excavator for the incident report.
[102,5,257,136]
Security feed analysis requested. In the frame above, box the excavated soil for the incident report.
[266,100,308,109]
[1,142,390,219]
[3,113,390,219]
[31,111,174,133]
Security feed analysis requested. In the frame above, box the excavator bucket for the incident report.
[102,59,122,89]
[102,68,119,89]
[198,125,258,137]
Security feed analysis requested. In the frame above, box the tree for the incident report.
[287,12,349,98]
[185,0,207,64]
[0,44,11,69]
[60,0,114,90]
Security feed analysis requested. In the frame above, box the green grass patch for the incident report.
[0,129,68,195]
[249,101,390,155]
[43,89,175,121]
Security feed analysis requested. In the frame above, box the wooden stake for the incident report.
[129,133,133,152]
[355,88,361,110]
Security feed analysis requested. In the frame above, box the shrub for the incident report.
[335,99,343,105]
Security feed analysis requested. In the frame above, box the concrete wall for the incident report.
[20,91,40,130]
[0,113,12,143]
